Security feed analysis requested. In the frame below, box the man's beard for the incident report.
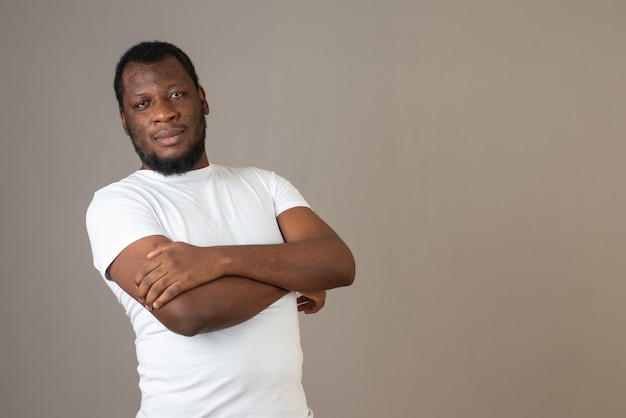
[131,116,207,176]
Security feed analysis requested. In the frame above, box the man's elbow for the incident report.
[337,251,356,287]
[166,317,211,337]
[155,301,223,337]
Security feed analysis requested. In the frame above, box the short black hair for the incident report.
[114,41,200,109]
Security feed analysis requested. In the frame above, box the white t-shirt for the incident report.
[86,164,313,418]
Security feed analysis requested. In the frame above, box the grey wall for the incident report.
[1,1,625,417]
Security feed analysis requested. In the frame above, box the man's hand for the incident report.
[136,242,222,309]
[297,290,326,314]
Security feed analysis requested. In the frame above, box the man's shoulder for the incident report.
[213,164,278,183]
[218,164,302,191]
[89,171,156,212]
[213,164,267,174]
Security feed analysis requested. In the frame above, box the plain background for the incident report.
[1,1,625,417]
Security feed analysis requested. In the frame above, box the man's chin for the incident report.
[140,152,204,176]
[145,161,193,176]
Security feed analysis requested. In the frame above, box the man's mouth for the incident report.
[153,129,185,145]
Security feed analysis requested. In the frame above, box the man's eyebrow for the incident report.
[130,83,184,97]
[165,82,185,90]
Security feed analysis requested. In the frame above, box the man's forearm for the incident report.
[216,237,355,292]
[154,276,288,336]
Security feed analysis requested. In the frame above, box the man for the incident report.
[86,41,355,418]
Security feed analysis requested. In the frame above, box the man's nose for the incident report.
[152,99,178,123]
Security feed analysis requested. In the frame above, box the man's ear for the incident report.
[198,86,210,115]
[119,108,130,135]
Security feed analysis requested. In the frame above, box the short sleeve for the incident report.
[265,170,310,216]
[86,186,165,277]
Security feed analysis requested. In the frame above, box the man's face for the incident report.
[119,55,210,175]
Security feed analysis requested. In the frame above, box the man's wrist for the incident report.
[215,246,235,279]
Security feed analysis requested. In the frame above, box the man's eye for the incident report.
[171,92,183,98]
[136,101,148,109]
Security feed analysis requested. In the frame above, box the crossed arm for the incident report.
[106,207,355,336]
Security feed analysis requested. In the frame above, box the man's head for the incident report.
[114,41,200,110]
[115,41,210,176]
